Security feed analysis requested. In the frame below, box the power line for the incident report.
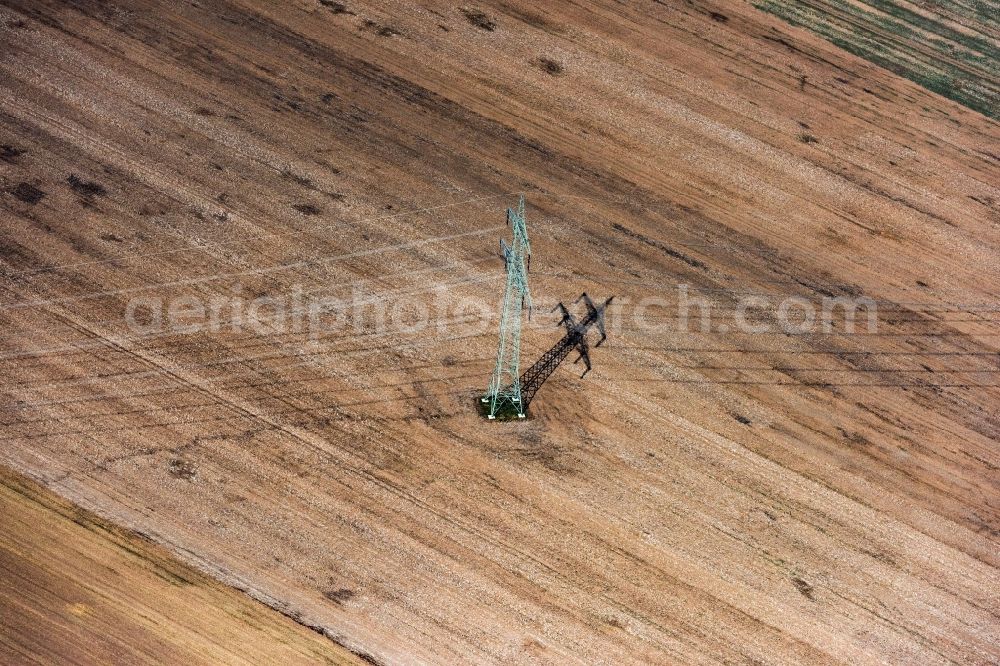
[0,256,498,347]
[613,346,1000,355]
[0,324,497,409]
[0,226,503,312]
[532,272,1000,311]
[2,192,520,279]
[605,377,999,388]
[0,275,501,363]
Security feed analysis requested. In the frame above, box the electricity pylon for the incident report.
[482,195,532,419]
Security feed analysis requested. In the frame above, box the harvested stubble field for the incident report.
[0,0,998,664]
[0,467,365,664]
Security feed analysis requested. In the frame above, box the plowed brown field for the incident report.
[1,1,998,663]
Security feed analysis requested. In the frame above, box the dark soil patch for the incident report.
[293,203,322,215]
[0,144,26,163]
[461,8,496,31]
[10,182,46,205]
[536,57,564,75]
[319,0,354,14]
[324,588,355,604]
[791,576,815,600]
[362,20,401,37]
[281,169,313,187]
[837,426,873,448]
[67,174,107,198]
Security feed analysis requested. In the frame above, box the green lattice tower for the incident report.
[482,195,532,419]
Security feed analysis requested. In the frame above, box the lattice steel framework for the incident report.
[518,293,613,408]
[482,195,532,419]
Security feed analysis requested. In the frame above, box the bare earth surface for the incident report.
[0,466,364,665]
[1,0,998,664]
